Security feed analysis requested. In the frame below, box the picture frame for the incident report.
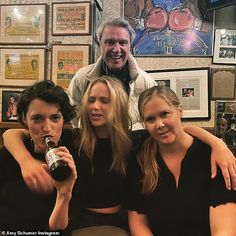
[0,88,23,122]
[124,1,214,56]
[0,4,47,44]
[51,44,91,90]
[215,101,236,156]
[0,48,45,87]
[211,68,236,100]
[52,2,91,36]
[147,68,210,120]
[213,29,236,64]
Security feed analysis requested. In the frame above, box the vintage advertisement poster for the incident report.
[0,48,45,86]
[0,4,46,43]
[52,2,90,35]
[52,45,90,89]
[5,54,39,81]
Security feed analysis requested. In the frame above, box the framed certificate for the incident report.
[0,4,47,44]
[52,2,91,36]
[51,44,91,90]
[0,48,45,86]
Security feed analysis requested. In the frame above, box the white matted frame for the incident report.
[213,29,236,64]
[147,68,210,120]
[211,68,236,100]
[51,44,91,90]
[0,48,45,87]
[0,4,47,44]
[52,2,91,36]
[0,88,24,122]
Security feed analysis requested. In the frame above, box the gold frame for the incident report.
[0,4,47,44]
[0,48,45,87]
[51,44,91,90]
[52,2,91,36]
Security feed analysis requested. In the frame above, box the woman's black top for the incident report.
[126,138,236,236]
[0,129,73,230]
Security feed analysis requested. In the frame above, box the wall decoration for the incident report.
[213,29,236,64]
[52,2,91,36]
[0,88,23,122]
[211,68,236,100]
[215,101,236,156]
[51,44,91,90]
[0,4,47,44]
[147,68,210,119]
[0,48,45,86]
[124,0,214,56]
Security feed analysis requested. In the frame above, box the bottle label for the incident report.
[45,148,61,167]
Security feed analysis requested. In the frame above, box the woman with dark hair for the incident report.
[0,80,77,230]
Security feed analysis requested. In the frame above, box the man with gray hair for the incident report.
[68,17,156,130]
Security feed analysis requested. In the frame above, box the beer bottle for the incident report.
[45,136,71,181]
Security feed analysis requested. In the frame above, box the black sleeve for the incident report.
[209,166,236,207]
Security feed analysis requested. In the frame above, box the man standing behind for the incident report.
[68,17,156,130]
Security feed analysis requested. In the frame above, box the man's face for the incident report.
[99,26,131,72]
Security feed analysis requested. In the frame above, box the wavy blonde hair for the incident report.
[75,76,132,176]
[138,86,181,193]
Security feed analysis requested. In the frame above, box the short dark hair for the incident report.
[17,80,76,126]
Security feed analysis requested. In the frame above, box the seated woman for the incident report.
[0,80,77,230]
[3,76,132,235]
[126,86,236,236]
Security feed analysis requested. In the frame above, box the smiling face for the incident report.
[100,26,131,72]
[143,95,183,147]
[23,99,64,153]
[87,82,112,137]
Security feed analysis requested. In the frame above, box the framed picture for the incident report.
[52,2,91,36]
[0,88,23,122]
[51,44,91,90]
[0,48,45,87]
[0,4,47,44]
[211,68,236,100]
[124,1,214,56]
[147,68,210,120]
[215,101,236,156]
[213,29,236,64]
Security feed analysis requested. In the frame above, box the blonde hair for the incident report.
[138,86,180,193]
[75,76,132,175]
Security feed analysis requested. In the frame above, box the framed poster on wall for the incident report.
[147,68,210,119]
[52,2,91,36]
[0,88,23,122]
[213,29,236,64]
[0,48,45,86]
[124,0,214,56]
[51,44,91,90]
[0,4,47,44]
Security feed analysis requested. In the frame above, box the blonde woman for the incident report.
[126,86,236,236]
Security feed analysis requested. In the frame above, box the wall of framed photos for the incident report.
[0,0,103,146]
